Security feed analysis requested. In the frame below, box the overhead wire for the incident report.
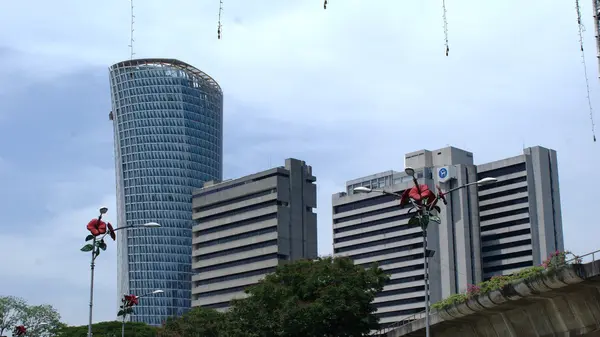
[575,0,597,142]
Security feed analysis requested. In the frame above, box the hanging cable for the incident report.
[324,0,328,9]
[217,0,223,39]
[128,0,135,59]
[575,0,597,142]
[442,0,449,56]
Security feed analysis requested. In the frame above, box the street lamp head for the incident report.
[353,186,373,194]
[99,206,108,215]
[142,222,161,228]
[152,290,164,294]
[404,167,415,177]
[476,177,498,186]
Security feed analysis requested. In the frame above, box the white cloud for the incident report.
[0,164,118,325]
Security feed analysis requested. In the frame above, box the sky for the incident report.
[0,0,599,327]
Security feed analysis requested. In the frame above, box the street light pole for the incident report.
[85,217,161,337]
[87,207,108,337]
[353,169,497,337]
[120,290,164,337]
[422,223,430,337]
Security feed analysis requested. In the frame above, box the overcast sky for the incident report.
[0,0,599,327]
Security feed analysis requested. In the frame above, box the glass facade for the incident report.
[109,59,223,325]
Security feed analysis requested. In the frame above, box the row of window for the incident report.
[117,118,220,135]
[117,128,220,145]
[128,252,192,263]
[113,76,221,96]
[123,209,193,221]
[114,106,220,123]
[123,176,204,189]
[119,144,221,161]
[127,270,190,281]
[197,239,278,260]
[120,159,220,176]
[124,192,190,204]
[126,260,191,273]
[127,244,190,255]
[195,226,278,249]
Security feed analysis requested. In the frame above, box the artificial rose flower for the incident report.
[124,294,139,306]
[87,219,107,236]
[14,325,26,336]
[436,185,447,205]
[107,222,116,241]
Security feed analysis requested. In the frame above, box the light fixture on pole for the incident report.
[83,211,161,337]
[356,174,497,337]
[119,290,164,337]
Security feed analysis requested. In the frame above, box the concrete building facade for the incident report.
[191,158,318,310]
[477,146,563,279]
[333,147,480,328]
[332,145,563,327]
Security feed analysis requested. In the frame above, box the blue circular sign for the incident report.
[439,168,448,179]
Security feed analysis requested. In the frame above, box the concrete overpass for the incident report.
[384,259,600,337]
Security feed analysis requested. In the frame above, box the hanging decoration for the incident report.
[575,0,597,142]
[324,0,328,10]
[218,0,224,39]
[442,0,450,56]
[129,0,135,59]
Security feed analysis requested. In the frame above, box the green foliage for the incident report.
[56,321,159,337]
[0,296,26,336]
[80,244,94,252]
[429,215,441,224]
[0,296,62,337]
[117,307,135,317]
[430,293,468,310]
[160,307,227,337]
[431,251,575,310]
[231,256,389,337]
[162,256,389,337]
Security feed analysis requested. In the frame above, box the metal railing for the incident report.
[373,249,600,336]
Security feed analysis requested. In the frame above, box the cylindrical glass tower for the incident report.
[108,58,223,325]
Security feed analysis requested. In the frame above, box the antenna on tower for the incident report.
[128,0,135,59]
[217,0,223,39]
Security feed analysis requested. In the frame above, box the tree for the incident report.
[228,256,389,337]
[21,304,61,337]
[0,296,26,337]
[0,296,62,337]
[56,321,158,337]
[159,307,227,337]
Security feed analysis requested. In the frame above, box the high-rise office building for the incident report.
[191,158,318,310]
[109,58,223,325]
[477,146,563,279]
[332,147,480,328]
[332,145,563,327]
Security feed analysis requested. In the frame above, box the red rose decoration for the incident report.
[401,185,439,208]
[14,325,26,336]
[399,189,411,207]
[436,185,447,205]
[124,294,139,306]
[87,219,107,236]
[107,222,116,241]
